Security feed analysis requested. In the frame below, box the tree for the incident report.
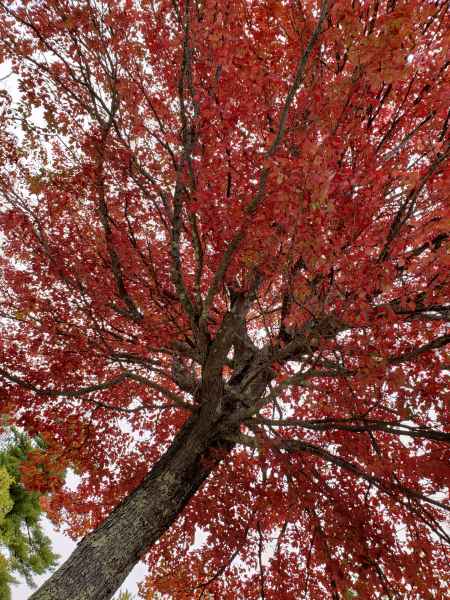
[0,427,59,598]
[0,0,448,598]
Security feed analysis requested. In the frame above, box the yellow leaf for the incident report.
[29,176,43,195]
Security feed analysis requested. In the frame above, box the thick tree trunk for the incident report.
[30,405,231,600]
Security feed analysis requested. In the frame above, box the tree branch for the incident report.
[200,0,330,326]
[234,433,449,512]
[254,417,450,443]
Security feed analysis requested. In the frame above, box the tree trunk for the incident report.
[30,405,231,600]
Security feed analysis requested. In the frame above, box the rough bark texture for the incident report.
[30,404,231,600]
[29,298,266,599]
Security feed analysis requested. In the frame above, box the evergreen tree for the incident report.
[0,428,58,599]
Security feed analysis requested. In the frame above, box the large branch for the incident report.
[96,115,144,324]
[254,416,450,443]
[0,368,129,398]
[0,368,192,411]
[170,0,200,326]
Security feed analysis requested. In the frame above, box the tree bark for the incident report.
[30,404,232,600]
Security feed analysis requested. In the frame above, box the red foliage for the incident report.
[0,0,449,598]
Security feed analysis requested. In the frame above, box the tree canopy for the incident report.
[0,0,449,598]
